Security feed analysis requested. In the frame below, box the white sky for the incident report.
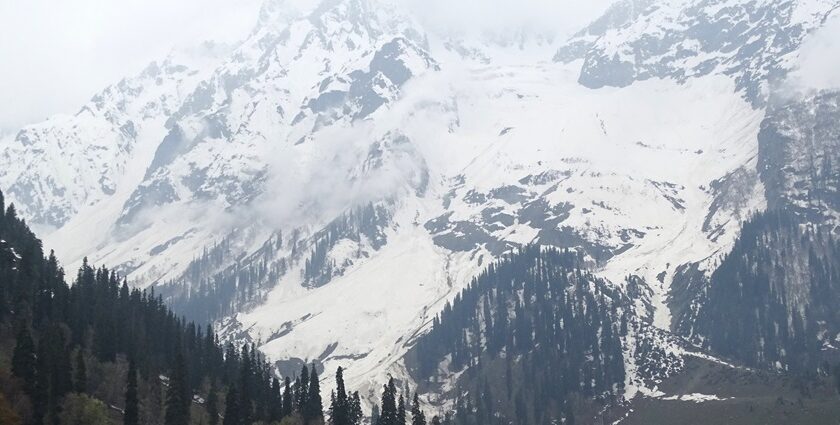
[0,0,612,133]
[0,0,263,133]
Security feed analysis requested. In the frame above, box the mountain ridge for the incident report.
[2,0,840,420]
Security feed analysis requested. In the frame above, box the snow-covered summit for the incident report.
[0,44,228,232]
[557,0,840,103]
[3,0,840,411]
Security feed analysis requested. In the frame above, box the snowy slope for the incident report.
[37,0,439,286]
[0,43,230,233]
[218,62,766,405]
[2,0,840,411]
[558,0,840,103]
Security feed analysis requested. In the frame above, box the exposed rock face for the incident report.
[3,0,840,415]
[558,0,840,104]
[759,91,840,226]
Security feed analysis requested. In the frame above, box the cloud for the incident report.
[0,0,263,132]
[404,0,612,39]
[0,0,612,133]
[250,121,429,230]
[779,13,840,98]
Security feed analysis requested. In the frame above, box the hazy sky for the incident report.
[0,0,263,133]
[0,0,612,133]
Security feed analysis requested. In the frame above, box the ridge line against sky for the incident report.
[0,0,614,133]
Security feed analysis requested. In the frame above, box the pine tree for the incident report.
[397,394,406,425]
[330,367,349,425]
[223,386,240,425]
[305,364,323,422]
[237,345,253,425]
[124,359,139,425]
[11,326,36,395]
[297,364,309,412]
[379,379,398,425]
[349,392,363,425]
[270,377,283,422]
[207,382,219,425]
[282,376,293,417]
[0,206,284,425]
[832,364,840,395]
[411,393,425,425]
[329,391,337,423]
[164,351,191,425]
[36,325,73,425]
[53,333,74,399]
[33,337,51,425]
[75,350,87,394]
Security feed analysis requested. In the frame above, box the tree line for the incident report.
[1,187,445,425]
[0,188,298,424]
[696,209,840,374]
[410,245,627,424]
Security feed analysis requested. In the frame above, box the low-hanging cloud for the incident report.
[249,121,429,231]
[779,13,840,98]
[404,0,612,39]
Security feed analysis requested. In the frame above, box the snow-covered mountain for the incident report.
[0,43,231,232]
[3,0,840,416]
[557,0,840,103]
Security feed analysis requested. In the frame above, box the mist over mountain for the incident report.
[2,0,840,424]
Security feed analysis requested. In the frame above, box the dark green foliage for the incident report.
[411,393,425,425]
[37,324,74,425]
[124,359,139,425]
[302,204,389,287]
[378,378,399,425]
[297,364,309,413]
[74,350,87,394]
[207,382,220,425]
[0,188,280,425]
[349,391,363,425]
[696,210,840,373]
[59,393,111,425]
[834,364,840,395]
[411,246,626,423]
[223,385,241,425]
[327,369,362,425]
[397,394,406,425]
[237,345,253,425]
[164,351,191,425]
[283,376,293,417]
[305,364,323,422]
[11,326,36,395]
[270,377,283,422]
[330,367,349,425]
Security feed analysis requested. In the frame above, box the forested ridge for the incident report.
[696,210,840,374]
[7,180,840,425]
[0,189,308,424]
[410,246,628,424]
[159,203,389,325]
[0,187,443,425]
[1,183,631,425]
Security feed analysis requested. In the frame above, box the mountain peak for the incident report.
[558,0,840,105]
[256,0,321,30]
